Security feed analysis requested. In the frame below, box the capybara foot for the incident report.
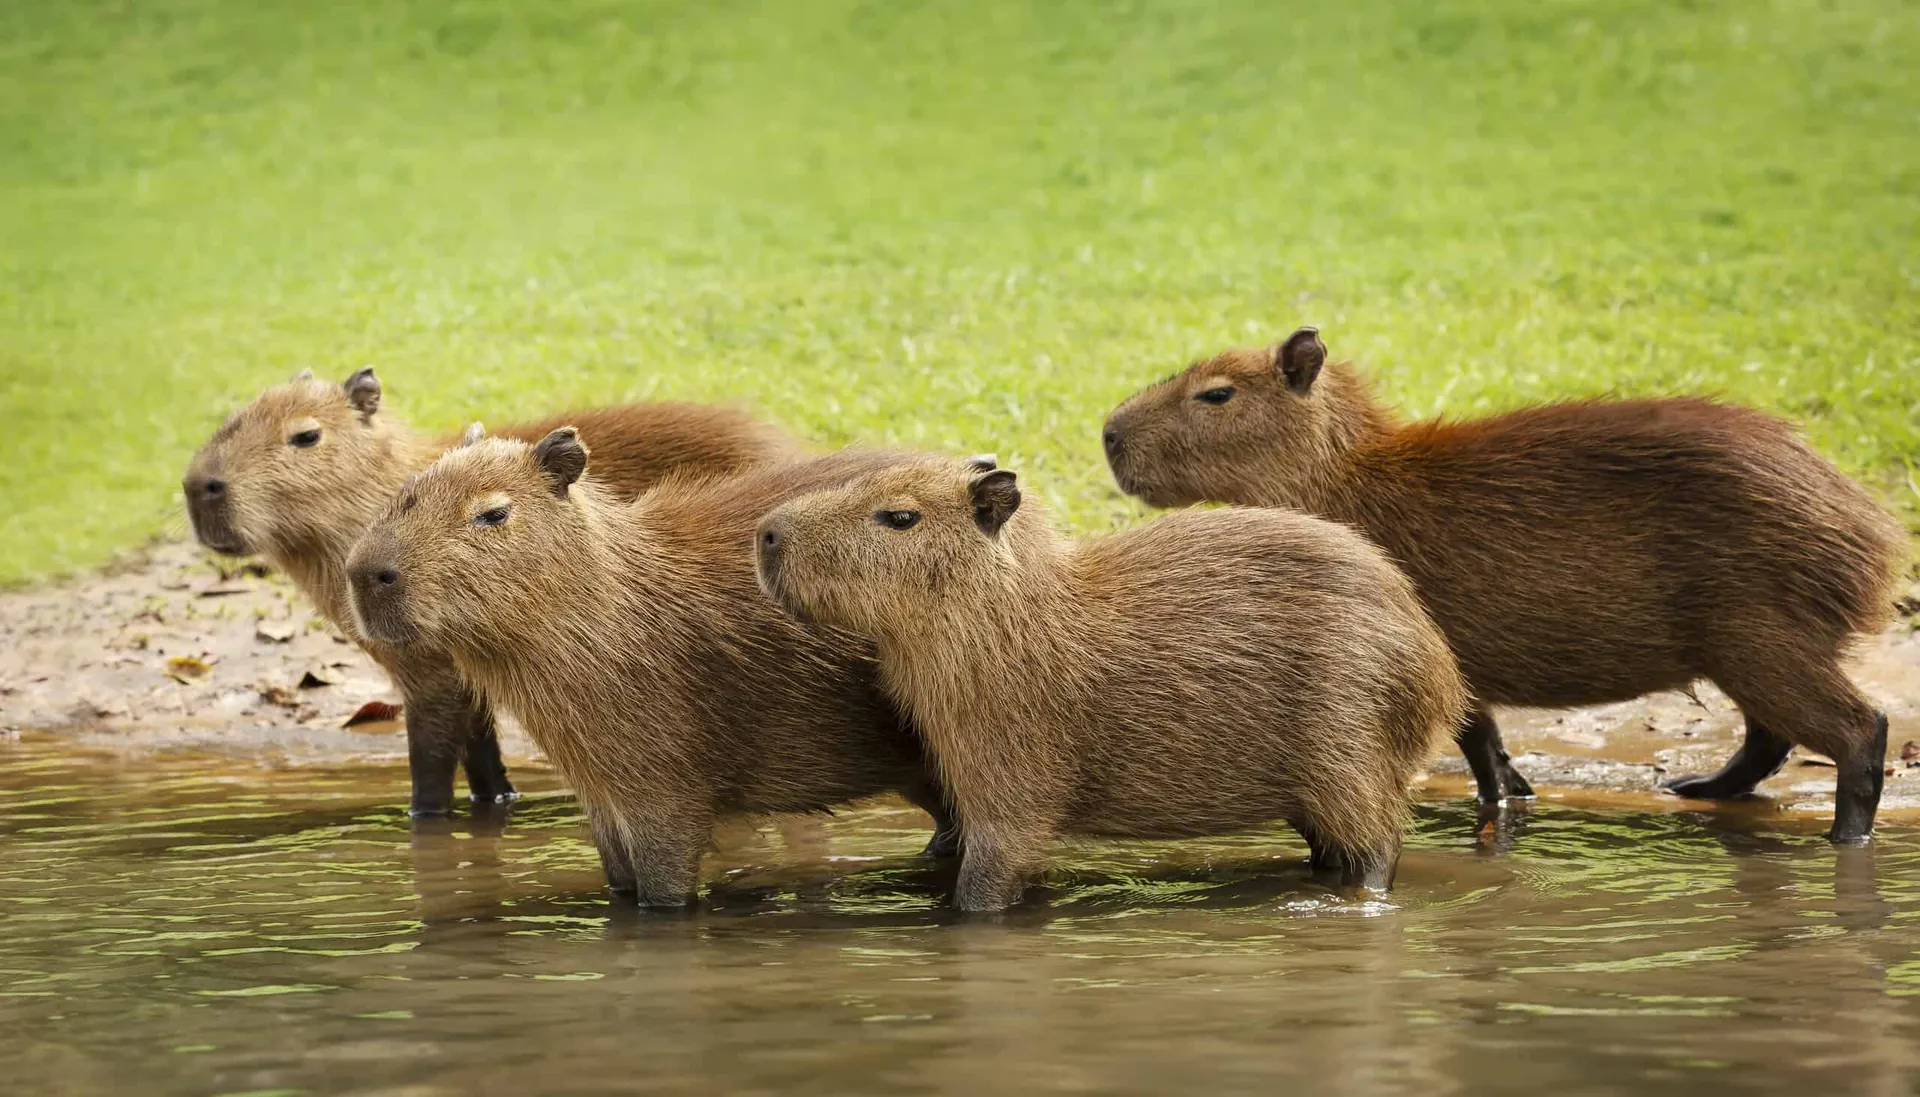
[1664,719,1794,801]
[1827,712,1889,846]
[1499,763,1536,800]
[1459,710,1532,805]
[471,788,522,806]
[920,824,962,860]
[1337,845,1398,892]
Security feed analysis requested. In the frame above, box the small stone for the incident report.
[255,621,296,644]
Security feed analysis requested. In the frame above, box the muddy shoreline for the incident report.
[4,538,1918,824]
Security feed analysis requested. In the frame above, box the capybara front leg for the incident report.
[459,702,518,806]
[1334,836,1401,893]
[1829,712,1889,846]
[1663,718,1794,801]
[954,826,1044,912]
[587,807,637,895]
[901,776,963,859]
[1456,708,1534,805]
[401,689,466,818]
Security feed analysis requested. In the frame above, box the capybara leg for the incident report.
[1291,819,1345,875]
[900,779,963,859]
[587,807,637,895]
[953,826,1043,912]
[1334,836,1400,893]
[1457,708,1534,805]
[618,813,710,909]
[1663,718,1793,801]
[460,703,518,806]
[1830,712,1889,846]
[402,692,465,818]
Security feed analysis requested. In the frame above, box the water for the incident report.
[4,734,1919,1096]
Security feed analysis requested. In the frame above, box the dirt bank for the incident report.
[4,539,1917,824]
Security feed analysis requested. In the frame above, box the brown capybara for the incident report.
[343,431,959,906]
[182,368,794,815]
[754,456,1465,911]
[1103,326,1907,843]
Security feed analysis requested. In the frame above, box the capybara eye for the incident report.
[874,510,921,531]
[473,507,511,528]
[1195,387,1236,406]
[289,428,323,448]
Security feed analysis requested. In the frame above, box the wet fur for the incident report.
[1105,337,1907,833]
[183,377,792,813]
[348,442,952,906]
[759,461,1465,911]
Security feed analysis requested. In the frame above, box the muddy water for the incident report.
[4,736,1920,1097]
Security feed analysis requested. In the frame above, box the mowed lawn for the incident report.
[2,0,1916,585]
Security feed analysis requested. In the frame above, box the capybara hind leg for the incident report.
[460,705,519,805]
[1663,718,1793,801]
[1830,712,1889,846]
[900,779,963,859]
[614,812,710,909]
[1291,819,1345,875]
[1457,708,1534,805]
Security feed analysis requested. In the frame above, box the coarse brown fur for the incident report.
[182,369,794,814]
[1103,328,1908,841]
[344,436,956,906]
[756,458,1465,911]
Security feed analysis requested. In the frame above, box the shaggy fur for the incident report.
[182,369,793,813]
[1103,327,1907,841]
[756,458,1465,911]
[344,437,954,906]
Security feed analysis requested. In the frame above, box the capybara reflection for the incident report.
[756,457,1463,911]
[1104,327,1904,842]
[345,430,957,906]
[183,368,793,814]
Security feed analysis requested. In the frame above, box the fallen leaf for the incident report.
[255,621,296,644]
[1900,740,1920,763]
[197,584,251,598]
[165,655,214,684]
[1799,753,1837,768]
[343,700,403,728]
[259,684,300,709]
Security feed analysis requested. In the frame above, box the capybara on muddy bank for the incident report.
[344,431,957,905]
[755,457,1463,911]
[182,368,794,814]
[1103,327,1906,842]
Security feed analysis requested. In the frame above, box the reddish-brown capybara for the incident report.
[182,368,794,814]
[1103,327,1906,843]
[343,431,958,905]
[754,456,1464,911]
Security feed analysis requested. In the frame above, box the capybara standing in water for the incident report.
[344,432,959,906]
[754,457,1465,911]
[1103,327,1906,842]
[183,368,794,815]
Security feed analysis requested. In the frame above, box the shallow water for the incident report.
[4,735,1919,1097]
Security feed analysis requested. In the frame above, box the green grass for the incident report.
[3,0,1917,585]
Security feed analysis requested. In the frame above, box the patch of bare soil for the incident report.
[3,540,1916,825]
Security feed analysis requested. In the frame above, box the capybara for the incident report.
[754,457,1464,911]
[183,368,794,814]
[1103,326,1906,842]
[344,431,959,906]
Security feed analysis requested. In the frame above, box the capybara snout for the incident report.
[346,531,413,646]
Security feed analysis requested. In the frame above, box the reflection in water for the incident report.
[2,735,1919,1096]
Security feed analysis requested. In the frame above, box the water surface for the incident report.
[4,735,1918,1096]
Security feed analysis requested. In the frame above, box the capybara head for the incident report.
[346,426,591,647]
[183,368,401,557]
[756,455,1023,637]
[1102,326,1350,509]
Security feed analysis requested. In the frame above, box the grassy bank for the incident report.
[3,0,1916,584]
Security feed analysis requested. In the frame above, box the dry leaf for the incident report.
[259,684,300,709]
[298,666,340,689]
[165,655,214,684]
[1799,753,1837,768]
[1900,740,1920,763]
[255,621,296,644]
[197,584,251,598]
[343,700,403,728]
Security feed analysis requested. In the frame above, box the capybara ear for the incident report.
[290,368,315,382]
[533,426,589,497]
[964,453,999,472]
[970,469,1021,536]
[344,367,382,421]
[459,422,487,447]
[1274,326,1327,395]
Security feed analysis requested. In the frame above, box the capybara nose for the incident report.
[199,477,227,500]
[760,527,780,554]
[1102,426,1123,457]
[350,561,405,604]
[755,515,790,580]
